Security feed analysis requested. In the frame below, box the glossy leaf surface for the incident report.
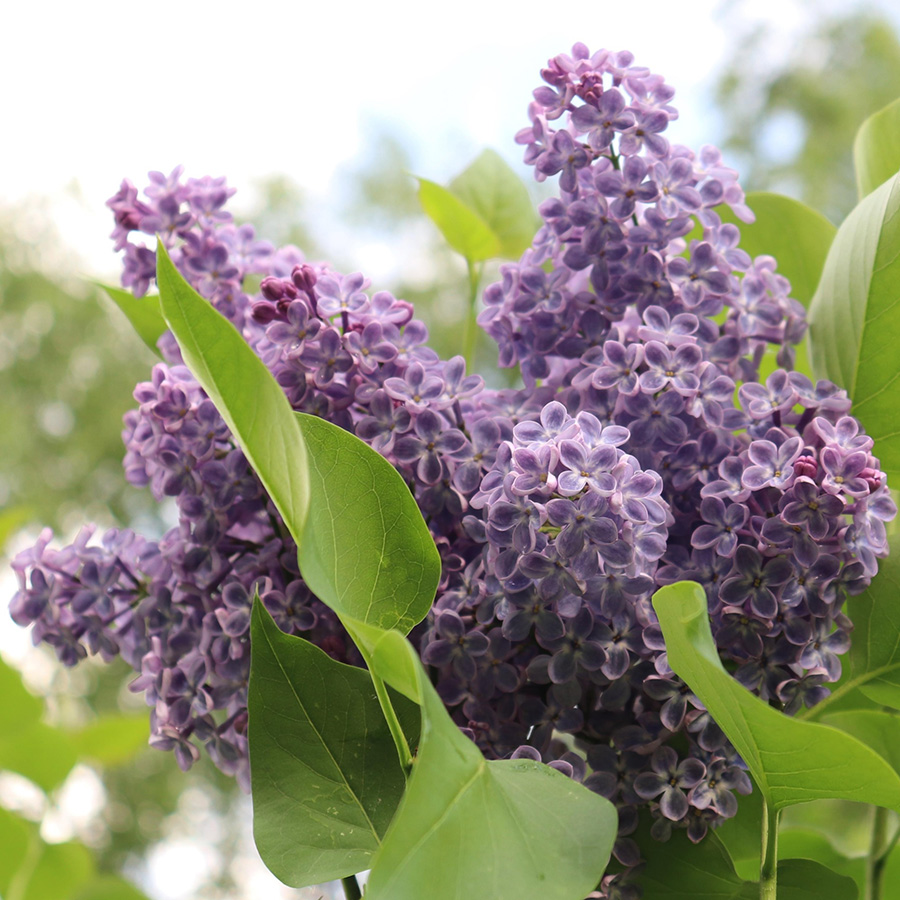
[361,627,617,900]
[653,581,900,812]
[249,601,407,887]
[854,96,900,199]
[157,243,310,544]
[808,173,900,482]
[296,413,439,634]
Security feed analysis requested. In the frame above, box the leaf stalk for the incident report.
[759,796,779,900]
[359,642,414,774]
[341,874,363,900]
[462,260,483,369]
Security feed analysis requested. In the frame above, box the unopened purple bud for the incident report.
[794,455,818,479]
[250,301,278,324]
[860,467,883,492]
[291,264,317,294]
[292,264,318,313]
[260,276,288,301]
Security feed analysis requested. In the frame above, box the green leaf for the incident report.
[772,859,858,900]
[448,149,539,259]
[21,840,94,900]
[416,178,501,262]
[714,789,764,879]
[808,173,900,483]
[68,714,148,767]
[295,413,439,634]
[820,709,900,773]
[777,830,866,893]
[360,628,617,900]
[885,840,900,900]
[0,657,42,733]
[98,284,166,356]
[0,721,79,793]
[636,825,747,899]
[0,505,33,550]
[682,192,834,381]
[72,874,153,900]
[0,659,77,791]
[248,601,408,888]
[156,243,310,545]
[636,822,858,900]
[803,541,900,716]
[652,581,900,812]
[0,808,31,896]
[724,192,835,308]
[854,97,900,199]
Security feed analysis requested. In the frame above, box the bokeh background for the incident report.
[2,0,899,897]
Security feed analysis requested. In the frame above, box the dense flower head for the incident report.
[8,42,896,894]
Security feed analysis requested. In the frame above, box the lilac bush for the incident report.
[9,41,896,892]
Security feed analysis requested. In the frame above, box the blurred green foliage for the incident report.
[0,206,159,536]
[715,7,900,222]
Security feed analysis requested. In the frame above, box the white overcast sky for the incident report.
[1,0,841,280]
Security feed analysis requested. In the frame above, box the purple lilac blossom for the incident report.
[8,43,896,897]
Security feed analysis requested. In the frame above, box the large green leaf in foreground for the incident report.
[653,581,900,812]
[854,96,900,200]
[353,624,617,900]
[296,413,440,634]
[808,172,900,483]
[249,602,408,887]
[156,243,310,542]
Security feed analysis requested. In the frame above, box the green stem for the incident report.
[867,805,893,900]
[358,642,413,773]
[759,796,779,900]
[342,874,363,900]
[461,260,482,370]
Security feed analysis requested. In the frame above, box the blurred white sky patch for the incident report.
[0,0,772,281]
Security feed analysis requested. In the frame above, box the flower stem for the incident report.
[356,640,413,773]
[867,805,894,900]
[759,796,779,900]
[342,875,362,900]
[461,260,482,370]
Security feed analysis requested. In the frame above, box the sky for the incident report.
[0,0,818,281]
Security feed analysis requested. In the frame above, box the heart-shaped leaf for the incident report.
[653,581,900,812]
[448,149,539,259]
[295,413,439,633]
[358,626,617,900]
[248,601,409,887]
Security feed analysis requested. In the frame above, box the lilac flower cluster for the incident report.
[8,43,895,895]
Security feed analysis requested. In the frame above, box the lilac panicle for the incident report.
[8,42,896,895]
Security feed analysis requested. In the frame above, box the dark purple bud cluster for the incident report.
[8,43,895,891]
